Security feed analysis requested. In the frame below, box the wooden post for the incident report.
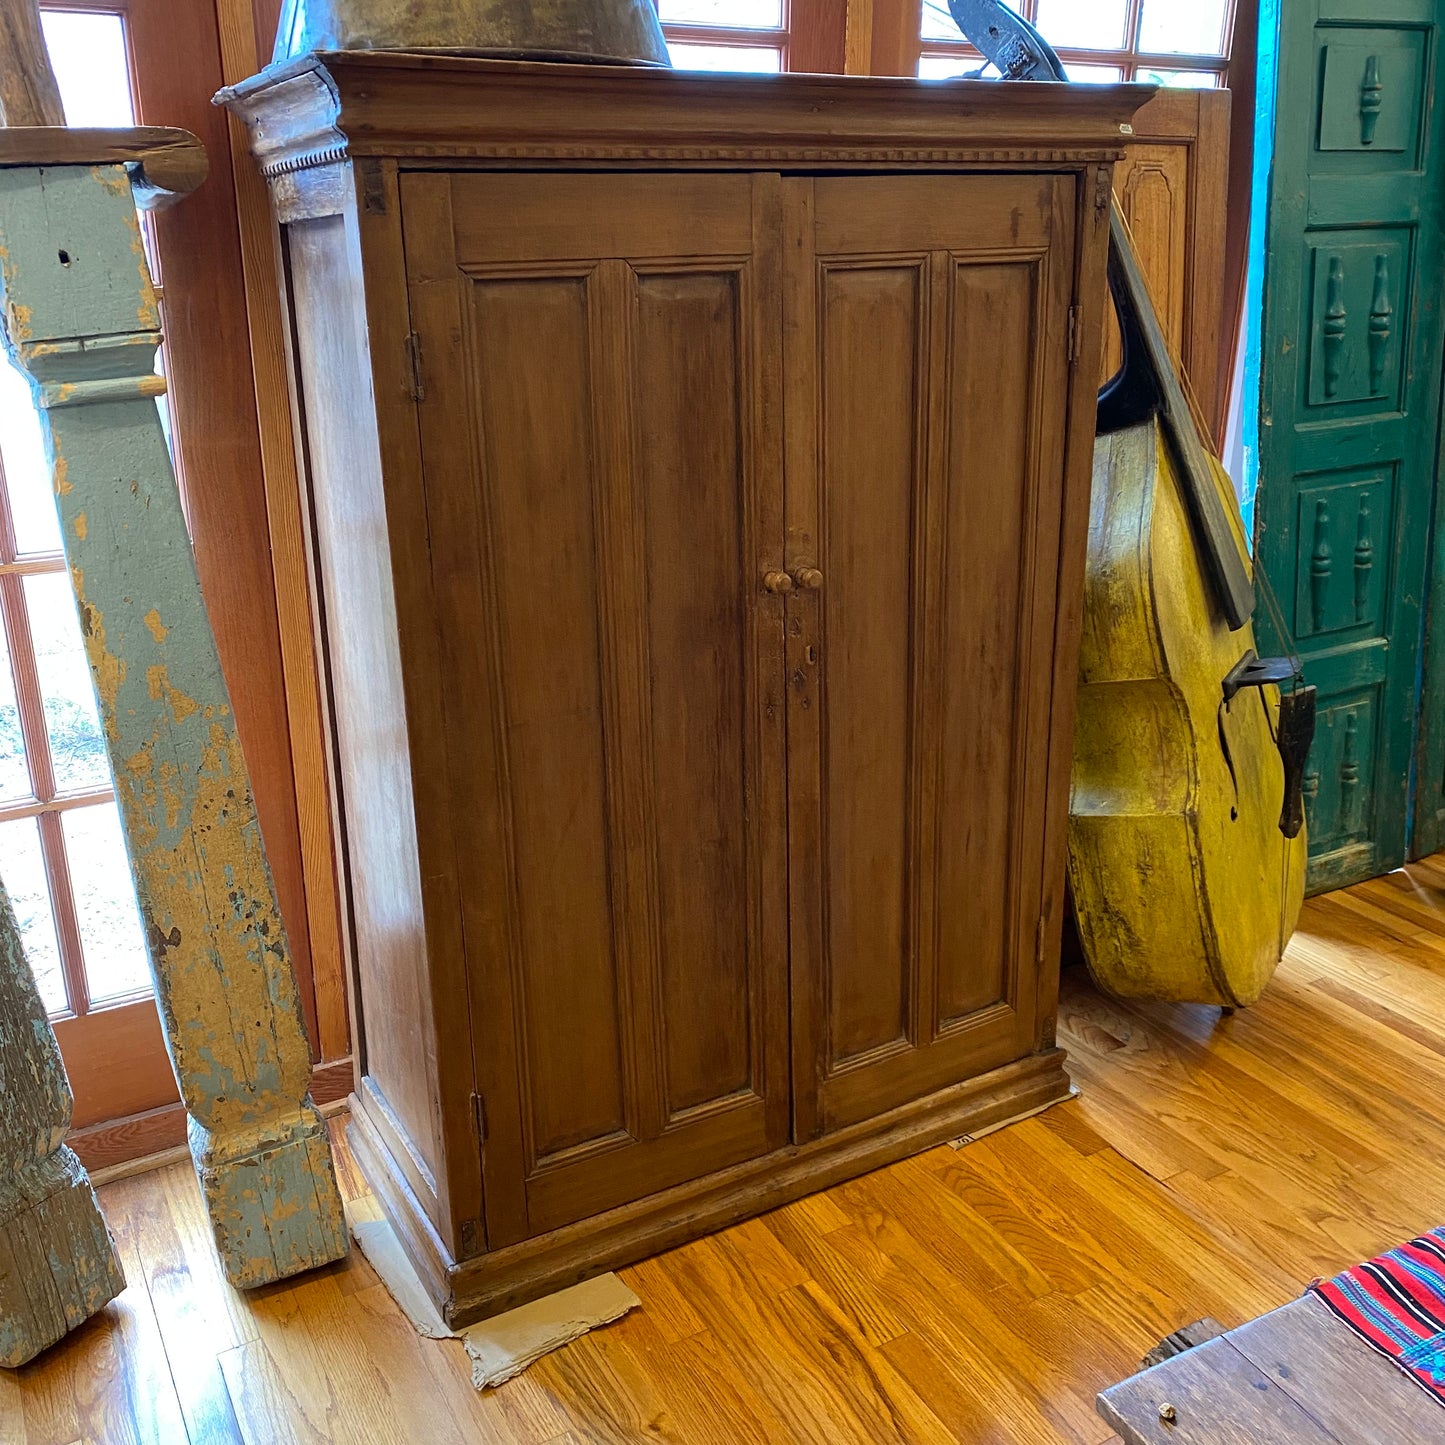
[0,138,348,1287]
[0,0,63,127]
[0,879,125,1367]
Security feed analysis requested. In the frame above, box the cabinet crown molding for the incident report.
[218,52,1153,180]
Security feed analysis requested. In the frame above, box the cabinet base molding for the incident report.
[349,1047,1071,1328]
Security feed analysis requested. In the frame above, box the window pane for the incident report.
[921,0,962,40]
[64,803,148,1004]
[0,624,29,804]
[920,53,1120,82]
[1035,0,1127,50]
[667,42,782,70]
[1138,0,1228,57]
[658,0,782,27]
[1063,62,1125,83]
[0,816,66,1013]
[1137,66,1219,88]
[39,10,135,127]
[23,573,109,795]
[918,53,976,78]
[0,357,61,557]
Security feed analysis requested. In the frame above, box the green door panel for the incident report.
[1252,0,1445,890]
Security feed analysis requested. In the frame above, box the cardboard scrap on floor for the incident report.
[349,1213,640,1389]
[948,1084,1080,1149]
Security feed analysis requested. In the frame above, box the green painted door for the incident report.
[1251,0,1445,890]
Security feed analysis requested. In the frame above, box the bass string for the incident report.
[1171,293,1303,953]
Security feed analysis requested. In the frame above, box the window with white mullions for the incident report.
[655,0,788,72]
[918,0,1236,86]
[0,365,152,1019]
[0,8,154,1020]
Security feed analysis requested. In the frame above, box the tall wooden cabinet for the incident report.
[224,54,1150,1325]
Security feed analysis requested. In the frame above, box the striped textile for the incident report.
[1311,1227,1445,1405]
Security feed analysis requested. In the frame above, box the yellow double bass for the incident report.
[952,0,1316,1007]
[1068,213,1313,1007]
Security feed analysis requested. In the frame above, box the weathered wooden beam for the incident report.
[0,880,125,1367]
[0,0,64,128]
[0,157,348,1287]
[0,128,208,209]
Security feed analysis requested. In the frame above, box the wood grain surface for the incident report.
[1099,1295,1444,1444]
[0,0,62,127]
[7,855,1445,1440]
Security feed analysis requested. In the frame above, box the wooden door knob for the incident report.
[792,567,823,591]
[763,570,794,594]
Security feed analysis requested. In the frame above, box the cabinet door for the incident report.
[401,172,791,1246]
[782,175,1077,1137]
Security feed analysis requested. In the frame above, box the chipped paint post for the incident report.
[0,878,125,1367]
[0,139,348,1288]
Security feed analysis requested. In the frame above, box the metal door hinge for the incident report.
[458,1217,482,1260]
[405,331,425,402]
[1094,165,1113,215]
[471,1090,487,1144]
[1067,305,1082,367]
[360,159,387,215]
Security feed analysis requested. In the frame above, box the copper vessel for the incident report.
[274,0,671,66]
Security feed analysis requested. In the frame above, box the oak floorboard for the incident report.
[10,859,1445,1443]
[104,1170,248,1445]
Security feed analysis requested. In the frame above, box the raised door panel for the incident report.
[1105,90,1232,440]
[783,175,1075,1137]
[402,172,790,1246]
[1104,145,1189,390]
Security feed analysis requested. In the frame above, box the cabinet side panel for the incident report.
[817,262,922,1066]
[470,275,628,1164]
[634,269,755,1116]
[285,215,441,1180]
[935,261,1036,1026]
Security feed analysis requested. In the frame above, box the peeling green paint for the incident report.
[0,163,347,1290]
[0,879,125,1367]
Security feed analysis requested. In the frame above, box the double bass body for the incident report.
[1069,422,1307,1007]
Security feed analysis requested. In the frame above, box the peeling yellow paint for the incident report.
[94,166,137,209]
[78,596,127,740]
[142,608,168,644]
[73,511,87,541]
[54,455,72,497]
[146,663,198,724]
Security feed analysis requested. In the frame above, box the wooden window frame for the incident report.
[0,486,119,1022]
[657,0,846,72]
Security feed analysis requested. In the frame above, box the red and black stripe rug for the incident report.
[1311,1227,1445,1405]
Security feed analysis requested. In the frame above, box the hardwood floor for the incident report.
[9,859,1445,1444]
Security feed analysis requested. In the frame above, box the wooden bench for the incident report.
[1099,1295,1442,1443]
